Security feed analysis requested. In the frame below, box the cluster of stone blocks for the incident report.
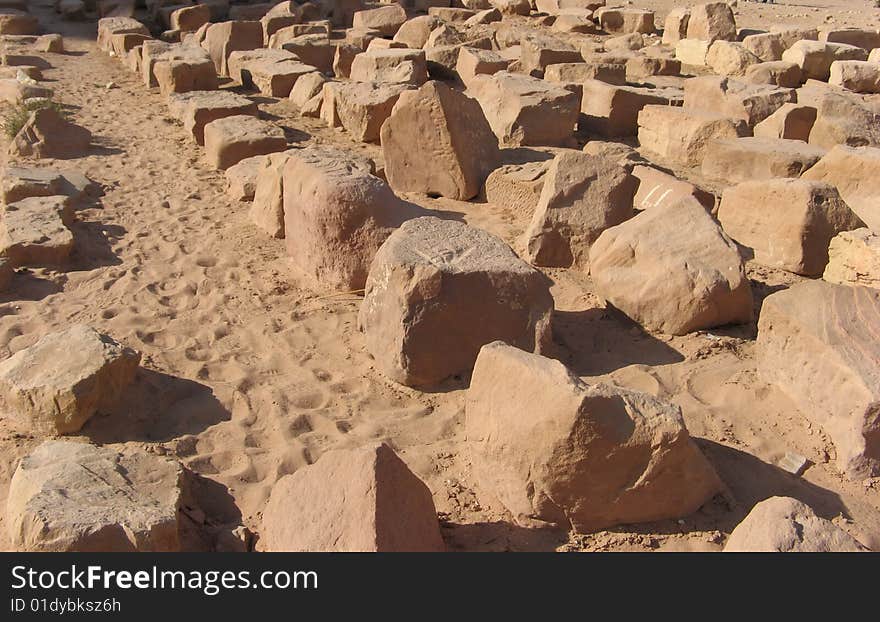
[3,1,880,553]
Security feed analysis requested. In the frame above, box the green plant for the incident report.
[2,99,65,139]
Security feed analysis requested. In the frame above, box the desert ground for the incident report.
[0,0,878,552]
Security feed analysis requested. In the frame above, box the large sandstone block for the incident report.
[829,60,880,94]
[349,48,428,85]
[590,196,752,335]
[225,154,266,202]
[260,1,300,41]
[456,46,508,87]
[7,441,186,551]
[109,32,151,59]
[807,91,880,151]
[466,341,722,532]
[742,32,785,62]
[484,160,549,217]
[170,4,210,32]
[637,105,748,168]
[359,217,553,387]
[753,103,817,141]
[802,145,880,231]
[140,40,174,87]
[781,40,867,81]
[519,36,581,75]
[724,497,869,552]
[203,114,286,170]
[381,81,499,200]
[706,40,761,76]
[683,75,795,126]
[0,9,38,35]
[662,7,689,45]
[393,15,440,49]
[632,165,715,212]
[468,71,579,146]
[544,61,626,85]
[757,281,880,478]
[97,17,149,52]
[202,20,263,77]
[334,81,410,143]
[675,38,710,65]
[230,52,315,97]
[0,196,73,267]
[0,325,140,435]
[719,179,864,276]
[352,5,406,36]
[824,228,880,289]
[10,107,91,159]
[262,443,444,552]
[581,80,680,138]
[277,34,334,74]
[288,71,327,108]
[283,147,410,290]
[167,90,258,145]
[249,151,296,238]
[154,46,218,96]
[701,137,826,183]
[686,2,736,43]
[743,61,803,88]
[522,151,636,268]
[625,55,681,80]
[596,7,654,35]
[771,25,819,49]
[1,167,94,206]
[820,27,880,52]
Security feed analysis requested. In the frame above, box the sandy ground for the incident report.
[0,0,878,552]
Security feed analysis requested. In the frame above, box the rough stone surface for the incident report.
[701,137,826,183]
[349,48,428,85]
[0,196,74,267]
[581,80,679,138]
[753,103,817,141]
[686,2,736,43]
[719,179,864,276]
[522,151,636,268]
[203,114,286,170]
[358,217,553,387]
[824,228,880,289]
[1,167,95,205]
[807,91,880,151]
[802,145,880,232]
[468,72,578,147]
[829,60,880,94]
[0,325,140,435]
[249,150,295,239]
[167,90,258,145]
[638,105,749,167]
[202,20,263,77]
[6,440,185,552]
[757,281,880,478]
[9,107,91,159]
[724,497,869,552]
[484,160,549,218]
[283,146,410,290]
[466,341,722,532]
[632,165,715,212]
[381,81,499,200]
[225,154,266,202]
[590,196,752,335]
[744,60,803,88]
[334,81,410,143]
[262,442,444,552]
[683,75,795,127]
